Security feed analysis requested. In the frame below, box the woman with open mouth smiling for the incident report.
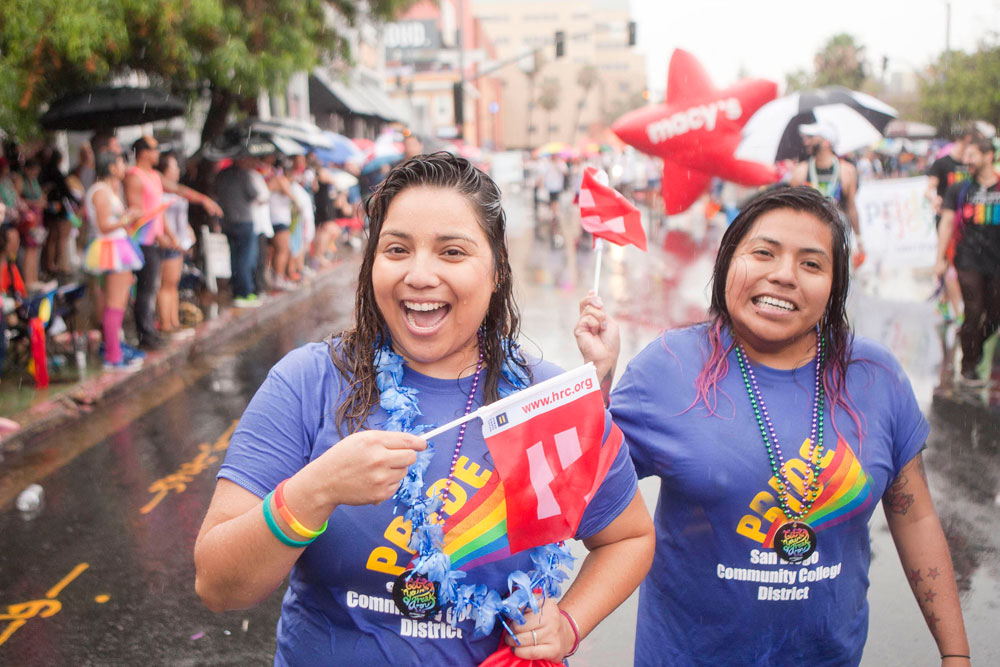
[195,152,654,665]
[576,186,970,666]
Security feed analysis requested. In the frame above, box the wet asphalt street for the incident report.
[1,191,997,666]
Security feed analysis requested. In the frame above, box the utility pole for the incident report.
[456,0,466,139]
[945,1,951,53]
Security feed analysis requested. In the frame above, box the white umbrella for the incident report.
[736,87,897,163]
[328,168,358,191]
[885,119,938,139]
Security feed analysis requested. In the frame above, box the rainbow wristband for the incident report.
[560,609,581,657]
[274,480,328,539]
[262,491,315,548]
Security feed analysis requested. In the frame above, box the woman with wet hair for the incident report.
[576,185,970,666]
[195,152,654,665]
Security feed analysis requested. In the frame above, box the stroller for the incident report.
[2,282,87,388]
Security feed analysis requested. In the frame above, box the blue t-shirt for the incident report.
[218,342,638,666]
[612,325,928,667]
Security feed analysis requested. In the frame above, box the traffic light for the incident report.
[628,21,637,46]
[555,31,565,58]
[453,81,464,139]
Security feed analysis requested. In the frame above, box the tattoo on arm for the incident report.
[907,567,941,630]
[883,453,926,515]
[884,472,914,515]
[599,369,613,406]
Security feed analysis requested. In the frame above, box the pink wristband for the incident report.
[560,609,580,658]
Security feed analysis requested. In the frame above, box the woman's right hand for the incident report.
[575,291,620,392]
[123,207,143,227]
[314,430,427,507]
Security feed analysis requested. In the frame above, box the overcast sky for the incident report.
[631,0,1000,95]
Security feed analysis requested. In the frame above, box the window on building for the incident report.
[436,94,453,122]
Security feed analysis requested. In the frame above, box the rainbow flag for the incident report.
[130,201,170,245]
[440,473,512,571]
[763,438,874,548]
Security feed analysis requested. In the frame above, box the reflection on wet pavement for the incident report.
[507,193,997,666]
[0,191,996,665]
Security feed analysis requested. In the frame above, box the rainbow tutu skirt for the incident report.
[84,237,145,274]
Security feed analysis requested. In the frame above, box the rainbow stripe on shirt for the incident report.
[761,438,875,548]
[958,180,1000,226]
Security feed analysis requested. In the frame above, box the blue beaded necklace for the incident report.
[733,326,826,563]
[376,335,575,636]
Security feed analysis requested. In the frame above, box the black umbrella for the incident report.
[39,87,186,131]
[736,86,897,163]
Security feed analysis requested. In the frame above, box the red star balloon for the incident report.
[612,49,779,214]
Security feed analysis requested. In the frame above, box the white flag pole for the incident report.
[418,363,597,442]
[592,238,605,296]
[422,411,482,442]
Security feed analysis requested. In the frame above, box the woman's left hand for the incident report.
[575,291,620,402]
[503,596,574,662]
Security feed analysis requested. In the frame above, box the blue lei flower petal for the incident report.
[377,340,570,639]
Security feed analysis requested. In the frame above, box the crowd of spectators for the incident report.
[0,132,367,374]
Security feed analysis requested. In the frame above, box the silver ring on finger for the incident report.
[531,629,537,645]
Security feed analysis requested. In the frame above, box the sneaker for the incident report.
[233,296,262,308]
[957,372,987,389]
[272,276,296,292]
[103,358,142,372]
[120,343,146,366]
[165,328,196,340]
[937,300,954,323]
[138,333,168,351]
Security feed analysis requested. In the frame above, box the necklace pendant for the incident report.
[773,521,817,564]
[392,569,440,619]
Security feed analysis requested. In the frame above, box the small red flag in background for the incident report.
[578,166,647,251]
[480,365,623,554]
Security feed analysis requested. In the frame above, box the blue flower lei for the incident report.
[376,338,575,637]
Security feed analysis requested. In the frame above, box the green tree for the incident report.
[523,50,546,148]
[813,33,867,89]
[0,0,412,142]
[785,68,813,93]
[536,76,561,142]
[919,38,1000,135]
[783,33,870,92]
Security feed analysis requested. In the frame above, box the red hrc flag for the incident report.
[578,166,647,251]
[480,365,623,554]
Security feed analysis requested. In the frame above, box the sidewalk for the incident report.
[0,265,346,456]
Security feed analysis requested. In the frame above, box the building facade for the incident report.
[384,0,503,147]
[470,0,646,149]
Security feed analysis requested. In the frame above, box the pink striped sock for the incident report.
[103,307,124,363]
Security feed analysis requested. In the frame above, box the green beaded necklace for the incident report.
[734,329,826,563]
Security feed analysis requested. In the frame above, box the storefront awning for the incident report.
[310,70,413,126]
[310,70,380,119]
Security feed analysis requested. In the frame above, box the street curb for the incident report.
[0,267,345,455]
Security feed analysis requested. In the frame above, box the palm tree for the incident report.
[571,65,598,143]
[537,76,561,142]
[813,33,867,89]
[523,51,546,148]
